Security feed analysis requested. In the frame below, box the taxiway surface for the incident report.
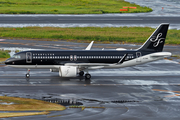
[0,39,180,119]
[0,16,179,25]
[0,16,180,29]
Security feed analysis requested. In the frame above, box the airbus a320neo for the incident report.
[5,23,171,79]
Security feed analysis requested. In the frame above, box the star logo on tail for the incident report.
[150,33,165,47]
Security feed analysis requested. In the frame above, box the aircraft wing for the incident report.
[65,54,128,70]
[65,63,111,69]
[117,53,128,64]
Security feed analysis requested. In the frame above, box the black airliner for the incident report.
[5,23,171,79]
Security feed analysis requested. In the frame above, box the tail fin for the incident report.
[137,23,169,52]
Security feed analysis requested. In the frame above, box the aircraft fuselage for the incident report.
[5,50,151,65]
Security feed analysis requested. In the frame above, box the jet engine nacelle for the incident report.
[50,68,59,72]
[59,66,77,77]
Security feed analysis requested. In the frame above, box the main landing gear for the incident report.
[26,69,30,78]
[79,71,84,76]
[85,73,91,79]
[79,71,91,80]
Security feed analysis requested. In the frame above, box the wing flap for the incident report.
[64,54,128,69]
[65,63,112,66]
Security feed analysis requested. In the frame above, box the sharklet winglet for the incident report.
[85,41,94,50]
[117,53,128,64]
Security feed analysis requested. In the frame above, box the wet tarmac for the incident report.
[0,16,179,29]
[125,0,180,16]
[0,0,180,29]
[1,39,180,119]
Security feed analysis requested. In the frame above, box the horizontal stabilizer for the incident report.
[150,52,171,57]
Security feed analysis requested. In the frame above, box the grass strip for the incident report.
[0,50,10,58]
[0,27,179,45]
[0,58,8,63]
[0,96,66,111]
[0,111,49,118]
[0,0,152,14]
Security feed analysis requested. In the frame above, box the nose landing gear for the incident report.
[26,69,30,78]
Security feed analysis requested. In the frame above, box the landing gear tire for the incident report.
[85,74,91,79]
[26,74,30,78]
[79,71,84,76]
[26,69,30,78]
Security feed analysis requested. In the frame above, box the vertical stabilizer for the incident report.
[138,23,169,52]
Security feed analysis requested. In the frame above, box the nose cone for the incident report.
[5,58,11,65]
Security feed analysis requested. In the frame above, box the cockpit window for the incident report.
[12,55,21,59]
